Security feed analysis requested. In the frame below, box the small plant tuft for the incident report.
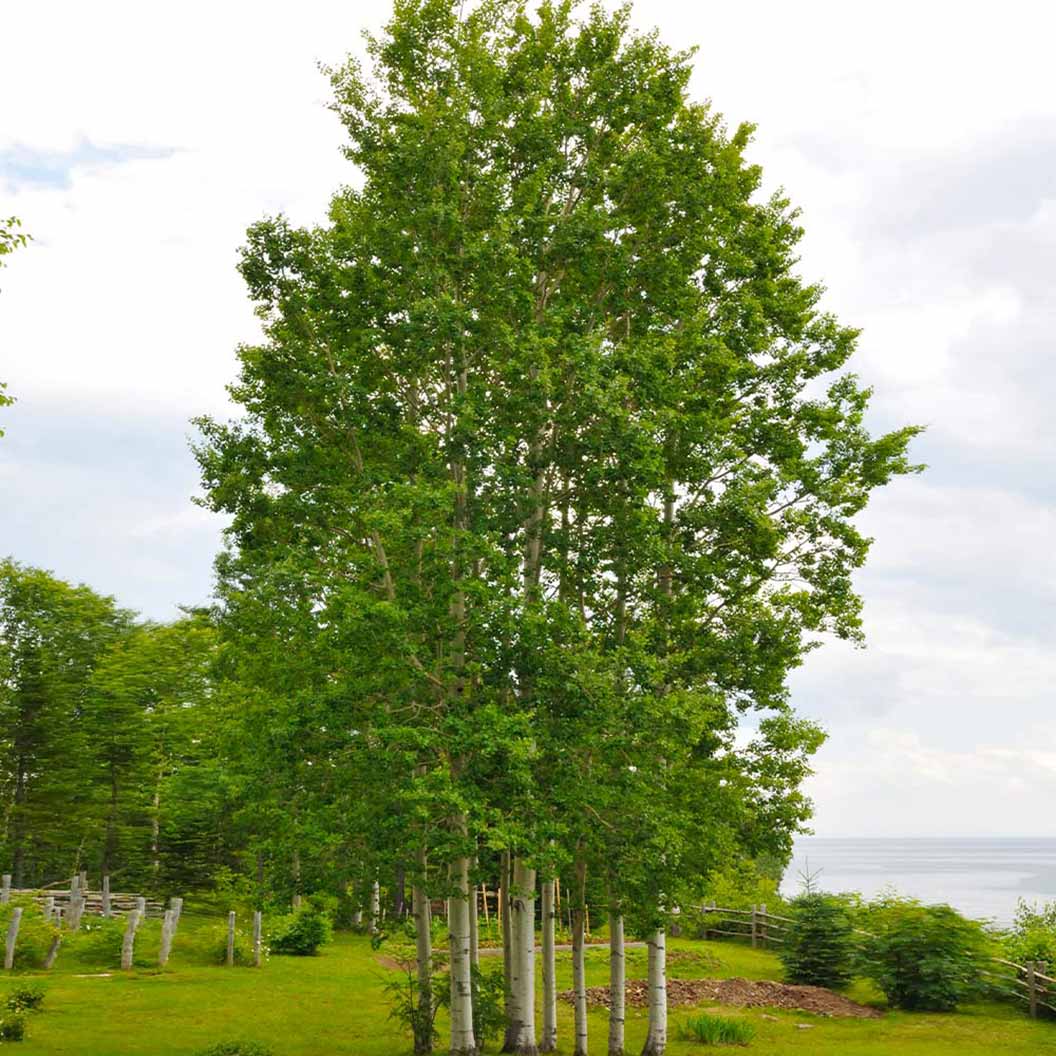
[0,1013,26,1042]
[677,1012,755,1046]
[4,985,45,1014]
[193,1043,274,1056]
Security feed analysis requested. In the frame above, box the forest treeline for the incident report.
[0,2,920,1054]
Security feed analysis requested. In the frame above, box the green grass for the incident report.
[4,919,1054,1055]
[678,1011,755,1046]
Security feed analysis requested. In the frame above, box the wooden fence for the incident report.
[694,903,1054,1020]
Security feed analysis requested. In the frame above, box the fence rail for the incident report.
[691,903,1053,1021]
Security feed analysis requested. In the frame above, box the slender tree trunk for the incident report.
[413,847,433,1056]
[572,859,588,1056]
[511,858,537,1055]
[501,850,519,1053]
[541,879,557,1052]
[608,911,625,1056]
[449,856,477,1056]
[150,768,162,878]
[394,863,407,919]
[371,879,381,937]
[11,757,27,888]
[469,881,480,971]
[640,929,667,1056]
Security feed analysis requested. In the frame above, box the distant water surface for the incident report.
[782,838,1056,924]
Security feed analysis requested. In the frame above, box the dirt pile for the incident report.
[559,977,881,1019]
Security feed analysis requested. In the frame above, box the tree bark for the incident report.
[469,881,480,972]
[572,859,588,1056]
[511,858,538,1055]
[371,879,381,937]
[640,929,667,1056]
[540,879,557,1052]
[413,851,434,1056]
[449,856,477,1056]
[501,850,519,1052]
[608,911,625,1056]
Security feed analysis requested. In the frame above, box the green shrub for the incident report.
[196,923,257,967]
[779,893,858,989]
[0,1012,25,1042]
[0,904,59,971]
[64,916,162,970]
[4,985,45,1013]
[384,966,448,1055]
[268,908,331,956]
[861,899,990,1011]
[469,964,506,1052]
[193,1044,273,1056]
[1003,900,1056,967]
[677,1012,755,1046]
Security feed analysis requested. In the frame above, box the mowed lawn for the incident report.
[9,924,1056,1055]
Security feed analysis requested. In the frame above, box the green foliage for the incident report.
[4,985,44,1014]
[383,965,447,1055]
[267,908,331,956]
[1003,900,1056,967]
[0,1012,25,1042]
[0,904,59,971]
[779,893,858,989]
[468,964,506,1052]
[193,1045,274,1056]
[861,900,991,1011]
[66,918,134,970]
[677,1012,756,1045]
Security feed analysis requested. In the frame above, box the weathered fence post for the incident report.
[43,933,62,970]
[102,875,112,918]
[226,911,236,966]
[79,870,87,891]
[4,906,23,970]
[750,904,758,948]
[68,893,85,932]
[253,910,262,968]
[0,874,10,904]
[170,896,183,931]
[1027,960,1038,1019]
[760,904,768,948]
[43,896,54,923]
[121,910,140,970]
[158,909,175,968]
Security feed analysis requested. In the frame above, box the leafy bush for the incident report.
[677,1012,755,1046]
[4,985,45,1013]
[1003,900,1056,967]
[200,923,256,967]
[779,893,858,989]
[65,916,161,970]
[0,1012,25,1042]
[384,966,448,1055]
[469,964,506,1052]
[193,1044,273,1056]
[861,900,990,1011]
[268,908,331,956]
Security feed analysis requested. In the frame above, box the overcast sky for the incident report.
[2,1,1054,838]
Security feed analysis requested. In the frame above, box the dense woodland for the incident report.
[0,3,923,1055]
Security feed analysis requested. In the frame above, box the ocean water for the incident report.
[782,837,1056,924]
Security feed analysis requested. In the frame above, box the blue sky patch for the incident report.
[0,138,176,190]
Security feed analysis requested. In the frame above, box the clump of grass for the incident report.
[0,1012,26,1042]
[677,1012,755,1046]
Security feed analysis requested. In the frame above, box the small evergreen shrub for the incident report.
[0,1013,25,1042]
[267,908,331,956]
[193,1044,274,1056]
[779,893,858,989]
[4,985,45,1013]
[677,1013,755,1046]
[861,900,990,1011]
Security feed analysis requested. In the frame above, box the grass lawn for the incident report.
[6,918,1055,1055]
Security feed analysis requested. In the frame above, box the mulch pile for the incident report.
[559,977,881,1019]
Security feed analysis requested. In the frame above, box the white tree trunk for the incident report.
[449,857,477,1056]
[608,912,625,1056]
[502,851,519,1053]
[640,929,667,1056]
[540,879,557,1053]
[573,903,588,1056]
[371,879,381,937]
[512,858,537,1055]
[413,876,433,1056]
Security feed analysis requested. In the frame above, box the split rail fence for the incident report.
[695,903,1054,1021]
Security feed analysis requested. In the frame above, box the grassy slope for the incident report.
[8,921,1055,1055]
